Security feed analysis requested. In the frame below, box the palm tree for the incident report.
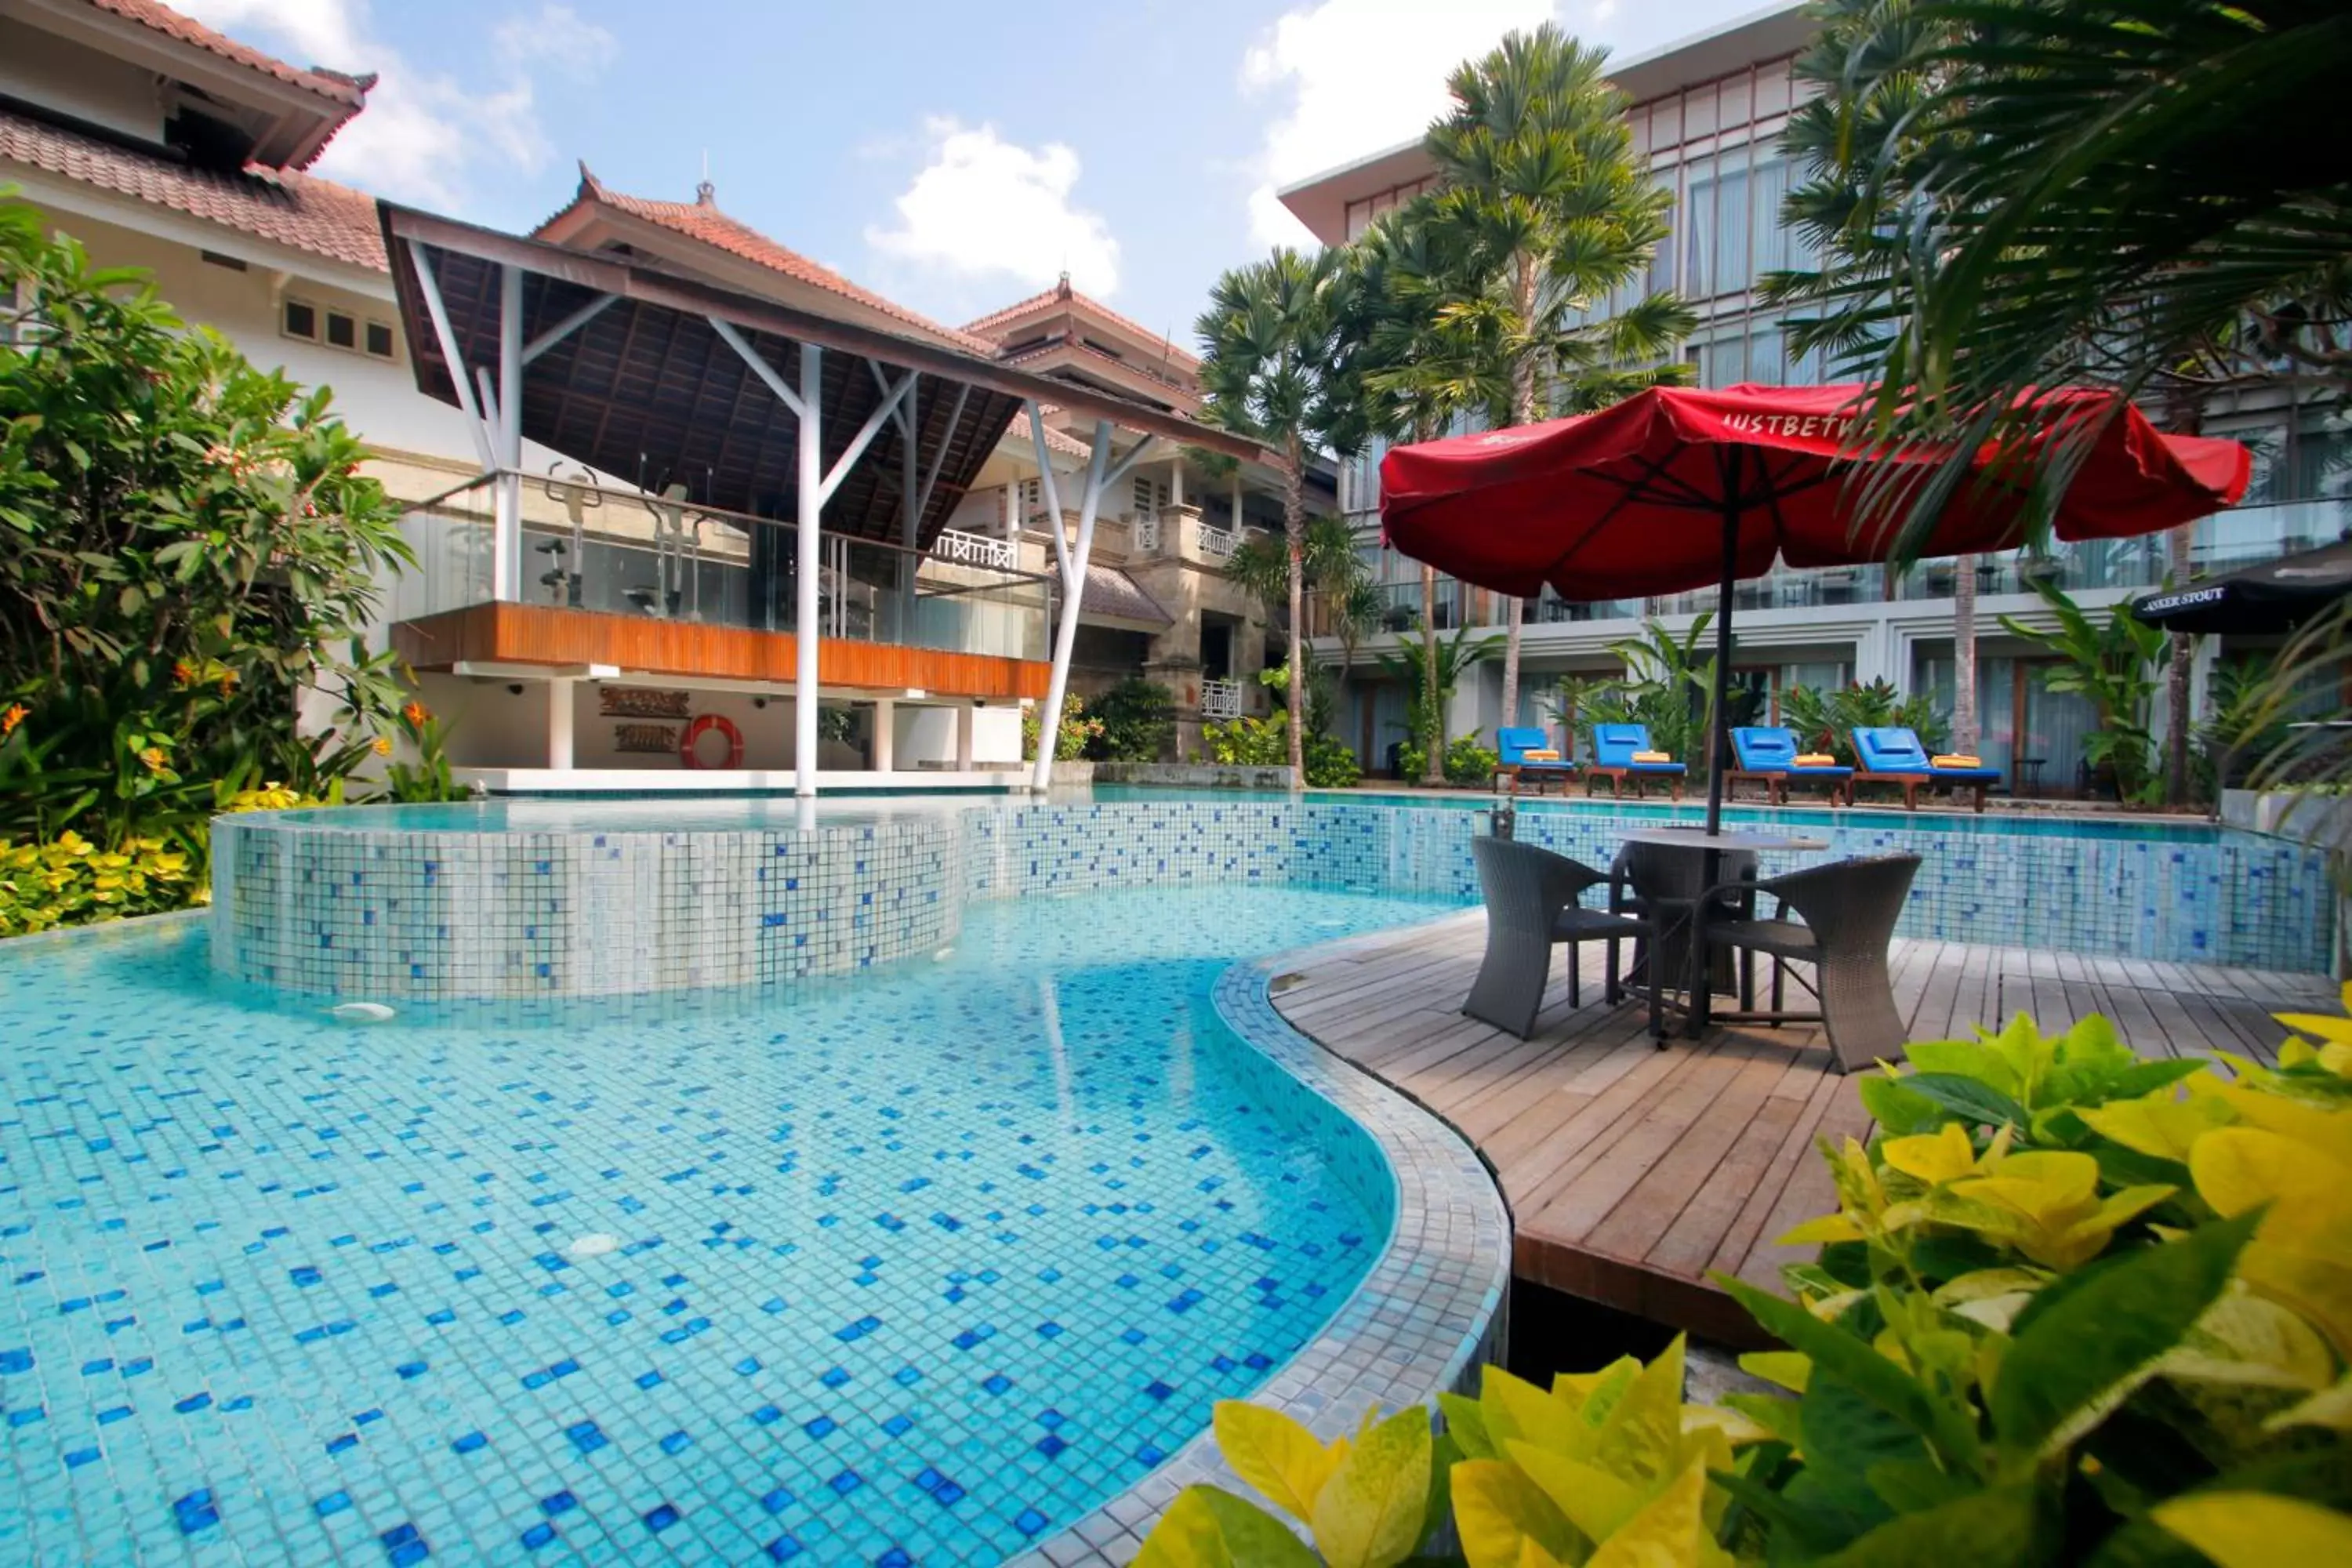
[1951,554,1980,755]
[1196,249,1366,777]
[1221,512,1369,718]
[1425,24,1692,733]
[1767,0,2346,793]
[1372,621,1501,772]
[1346,198,1494,785]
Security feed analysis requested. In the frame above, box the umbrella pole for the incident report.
[1704,487,1739,836]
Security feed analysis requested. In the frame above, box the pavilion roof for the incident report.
[381,204,1261,550]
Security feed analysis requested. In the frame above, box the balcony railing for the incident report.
[1199,677,1247,719]
[932,528,1020,571]
[1305,499,2349,637]
[1197,522,1240,561]
[389,471,1052,664]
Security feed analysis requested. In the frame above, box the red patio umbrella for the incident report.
[1378,383,2249,831]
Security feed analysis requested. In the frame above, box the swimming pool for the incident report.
[0,883,1475,1565]
[212,791,2334,999]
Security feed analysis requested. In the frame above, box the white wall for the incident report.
[416,674,552,769]
[0,30,161,141]
[974,706,1022,765]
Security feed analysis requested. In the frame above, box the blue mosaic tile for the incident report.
[0,884,1431,1564]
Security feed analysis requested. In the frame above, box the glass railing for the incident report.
[1307,498,2347,639]
[384,472,1052,663]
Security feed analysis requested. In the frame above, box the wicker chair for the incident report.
[1701,853,1922,1073]
[1465,836,1659,1040]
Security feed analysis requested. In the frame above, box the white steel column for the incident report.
[1025,408,1156,790]
[871,699,895,775]
[955,704,975,771]
[494,264,524,602]
[899,374,920,636]
[546,678,575,769]
[796,344,823,797]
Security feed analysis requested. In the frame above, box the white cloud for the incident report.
[1239,0,1563,247]
[865,118,1120,299]
[492,4,620,82]
[172,0,616,210]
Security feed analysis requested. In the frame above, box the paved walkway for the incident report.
[1268,913,2336,1345]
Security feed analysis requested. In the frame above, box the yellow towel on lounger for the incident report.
[1519,748,1561,762]
[1932,753,1983,768]
[1792,753,1837,767]
[1631,750,1671,764]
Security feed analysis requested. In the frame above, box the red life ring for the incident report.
[678,713,744,770]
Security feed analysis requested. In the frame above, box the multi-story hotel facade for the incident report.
[2,0,1309,786]
[1279,4,2345,788]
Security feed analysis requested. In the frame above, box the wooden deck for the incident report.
[1269,913,2337,1345]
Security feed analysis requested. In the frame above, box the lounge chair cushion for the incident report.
[1497,727,1569,767]
[1853,727,2002,782]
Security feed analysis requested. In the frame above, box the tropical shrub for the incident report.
[1022,692,1098,762]
[1303,731,1362,789]
[1089,678,1177,762]
[1136,999,2352,1566]
[1443,736,1500,789]
[0,831,191,936]
[0,192,413,855]
[1376,622,1499,765]
[1999,579,2167,804]
[1206,713,1290,768]
[379,702,465,804]
[1780,679,1951,768]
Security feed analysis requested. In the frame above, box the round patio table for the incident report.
[1617,829,1831,1031]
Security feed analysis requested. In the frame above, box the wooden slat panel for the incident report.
[393,603,1051,701]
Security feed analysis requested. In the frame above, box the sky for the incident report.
[175,0,1774,346]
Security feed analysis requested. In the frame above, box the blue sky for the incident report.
[178,1,1771,344]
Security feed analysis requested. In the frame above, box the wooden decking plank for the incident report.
[1268,919,2325,1344]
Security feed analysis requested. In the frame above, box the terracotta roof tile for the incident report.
[547,172,997,356]
[1080,563,1173,627]
[81,0,369,106]
[0,107,387,271]
[964,276,1199,370]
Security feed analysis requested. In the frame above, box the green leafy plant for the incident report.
[1304,731,1363,789]
[1781,679,1951,769]
[1088,678,1178,762]
[1374,622,1499,771]
[1134,993,2352,1566]
[379,701,464,804]
[1443,736,1500,790]
[1205,713,1289,768]
[1,191,410,873]
[1601,616,1715,771]
[1999,578,2167,803]
[0,829,191,936]
[1022,693,1098,763]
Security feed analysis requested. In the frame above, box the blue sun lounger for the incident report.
[1728,727,1852,806]
[1586,724,1685,800]
[1850,726,2002,812]
[1497,727,1577,794]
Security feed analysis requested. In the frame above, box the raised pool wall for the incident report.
[212,797,2336,1000]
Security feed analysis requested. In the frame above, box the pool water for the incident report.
[0,885,1454,1566]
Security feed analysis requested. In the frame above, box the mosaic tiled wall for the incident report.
[213,797,2335,999]
[211,814,969,998]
